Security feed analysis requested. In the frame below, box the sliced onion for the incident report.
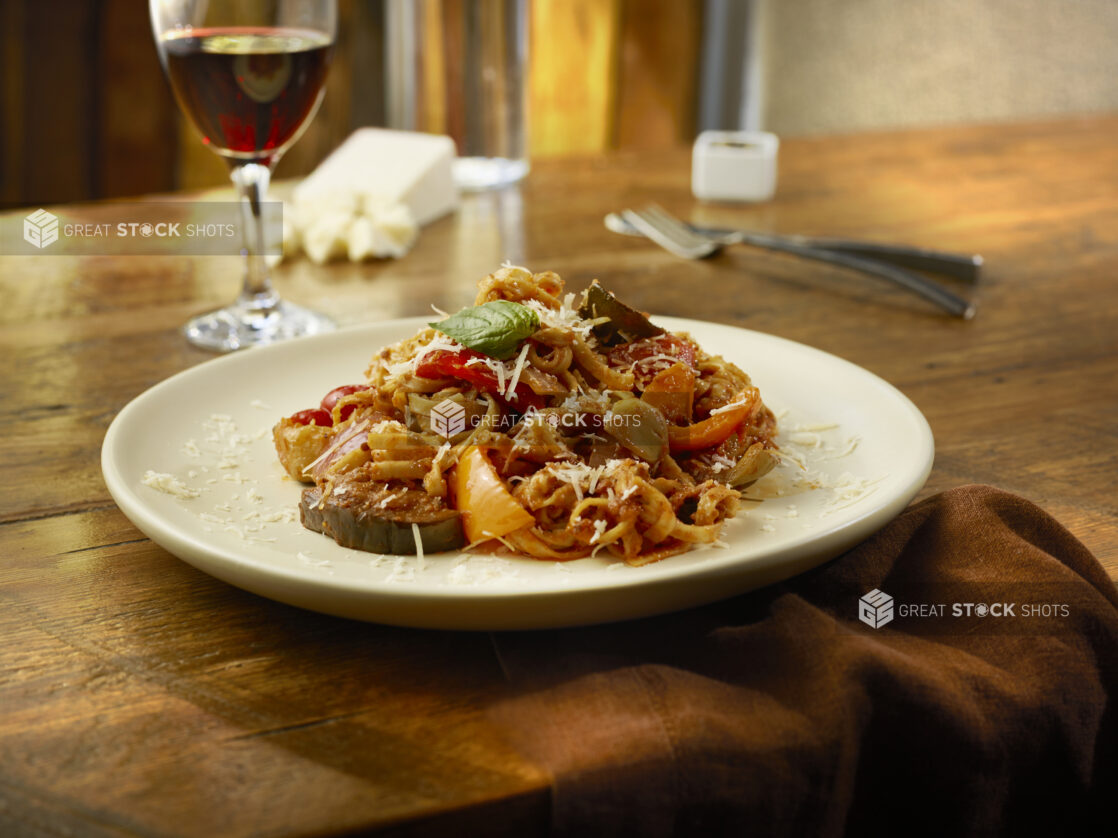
[723,444,779,488]
[303,418,372,481]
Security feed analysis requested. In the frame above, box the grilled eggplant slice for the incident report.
[300,477,464,555]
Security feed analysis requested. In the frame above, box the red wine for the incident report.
[163,27,332,162]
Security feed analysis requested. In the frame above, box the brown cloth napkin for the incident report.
[490,486,1118,837]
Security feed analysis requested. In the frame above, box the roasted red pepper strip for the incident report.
[415,349,546,411]
[641,362,695,424]
[668,388,759,453]
[608,335,698,389]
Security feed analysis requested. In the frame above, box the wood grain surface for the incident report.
[1,116,1116,836]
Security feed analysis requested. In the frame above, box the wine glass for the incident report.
[151,0,337,352]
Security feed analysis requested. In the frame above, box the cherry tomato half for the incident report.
[414,350,546,412]
[320,384,367,422]
[290,407,333,427]
[321,385,365,412]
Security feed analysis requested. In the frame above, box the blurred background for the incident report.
[2,0,1116,208]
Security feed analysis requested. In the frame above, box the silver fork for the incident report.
[608,208,983,281]
[620,204,977,319]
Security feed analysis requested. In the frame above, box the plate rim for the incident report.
[101,315,934,623]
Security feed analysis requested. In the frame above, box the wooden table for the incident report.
[2,116,1116,836]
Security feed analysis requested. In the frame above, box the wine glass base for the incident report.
[453,157,529,191]
[184,300,336,352]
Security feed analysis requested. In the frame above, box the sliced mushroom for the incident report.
[604,399,669,463]
[722,443,780,488]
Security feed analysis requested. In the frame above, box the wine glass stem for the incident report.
[229,161,279,315]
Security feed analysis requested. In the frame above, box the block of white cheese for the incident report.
[302,209,353,265]
[294,129,458,226]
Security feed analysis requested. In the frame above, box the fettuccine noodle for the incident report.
[274,266,779,565]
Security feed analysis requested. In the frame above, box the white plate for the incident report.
[102,317,933,630]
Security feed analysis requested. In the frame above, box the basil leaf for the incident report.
[430,301,540,360]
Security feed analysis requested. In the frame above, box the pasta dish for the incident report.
[273,266,778,564]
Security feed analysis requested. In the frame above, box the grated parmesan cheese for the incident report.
[386,556,416,583]
[521,293,596,339]
[377,490,403,509]
[587,466,602,495]
[710,397,753,415]
[142,471,201,499]
[821,473,885,514]
[504,342,531,400]
[787,432,823,448]
[411,523,426,571]
[635,352,688,369]
[445,555,520,585]
[297,551,332,568]
[465,355,510,394]
[792,422,840,432]
[270,510,297,523]
[822,436,861,461]
[387,333,465,379]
